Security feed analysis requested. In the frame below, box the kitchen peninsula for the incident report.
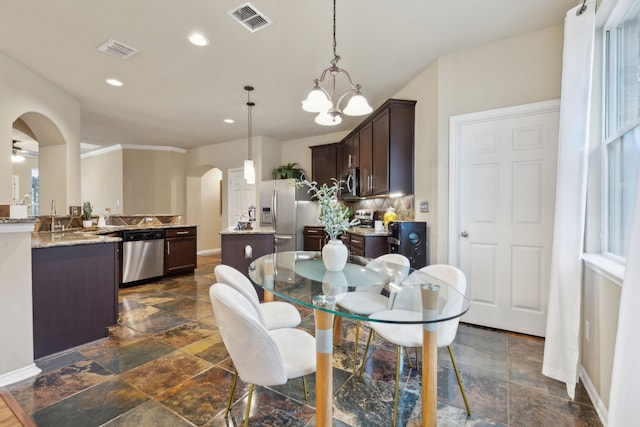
[30,215,198,359]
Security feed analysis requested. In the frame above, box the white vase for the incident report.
[322,239,348,271]
[82,220,93,228]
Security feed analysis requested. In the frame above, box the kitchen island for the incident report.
[220,226,275,300]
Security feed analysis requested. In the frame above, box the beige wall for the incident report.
[581,266,621,409]
[123,148,186,215]
[82,148,124,215]
[0,53,81,210]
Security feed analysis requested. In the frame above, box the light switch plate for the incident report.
[420,201,429,213]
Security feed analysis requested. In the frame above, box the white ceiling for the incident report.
[2,0,577,151]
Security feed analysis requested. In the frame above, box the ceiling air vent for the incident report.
[228,2,272,33]
[97,39,139,60]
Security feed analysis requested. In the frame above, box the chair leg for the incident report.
[448,345,471,416]
[225,371,238,418]
[404,346,413,368]
[302,376,308,400]
[354,320,360,372]
[358,329,375,379]
[244,383,255,427]
[392,345,401,427]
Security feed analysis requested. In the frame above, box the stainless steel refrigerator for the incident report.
[259,180,318,252]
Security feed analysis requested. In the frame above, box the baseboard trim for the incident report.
[0,364,41,387]
[580,365,608,426]
[197,248,221,256]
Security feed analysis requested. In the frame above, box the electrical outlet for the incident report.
[420,201,429,213]
[584,320,590,341]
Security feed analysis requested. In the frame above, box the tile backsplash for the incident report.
[346,195,414,221]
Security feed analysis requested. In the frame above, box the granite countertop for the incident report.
[0,218,39,224]
[346,227,390,237]
[220,226,275,235]
[32,231,122,249]
[32,224,198,248]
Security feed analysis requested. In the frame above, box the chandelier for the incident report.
[244,85,256,185]
[301,0,372,126]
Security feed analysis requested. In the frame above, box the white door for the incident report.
[449,100,559,337]
[227,168,255,228]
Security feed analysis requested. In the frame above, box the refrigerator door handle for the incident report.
[272,185,278,230]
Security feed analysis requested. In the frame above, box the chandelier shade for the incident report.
[302,0,372,126]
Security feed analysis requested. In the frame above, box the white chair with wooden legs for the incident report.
[209,283,316,426]
[214,264,301,330]
[358,264,471,426]
[334,253,410,370]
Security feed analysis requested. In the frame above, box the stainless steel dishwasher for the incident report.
[122,229,165,285]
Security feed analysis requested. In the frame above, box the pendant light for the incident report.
[302,0,372,126]
[244,86,256,185]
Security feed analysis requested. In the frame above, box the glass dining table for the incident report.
[248,251,469,427]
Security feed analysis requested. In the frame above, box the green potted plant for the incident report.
[294,178,359,271]
[82,201,93,228]
[272,163,306,180]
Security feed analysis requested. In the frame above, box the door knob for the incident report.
[460,231,469,237]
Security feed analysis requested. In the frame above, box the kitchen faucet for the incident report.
[51,200,56,231]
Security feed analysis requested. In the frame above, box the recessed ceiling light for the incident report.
[224,118,235,124]
[106,78,123,87]
[188,32,209,47]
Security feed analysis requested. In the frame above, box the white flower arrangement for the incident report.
[294,178,359,240]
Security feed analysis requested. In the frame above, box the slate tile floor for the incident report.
[5,256,602,426]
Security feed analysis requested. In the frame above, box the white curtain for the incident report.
[608,163,640,426]
[542,0,595,399]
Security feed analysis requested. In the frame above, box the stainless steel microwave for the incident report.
[340,167,359,197]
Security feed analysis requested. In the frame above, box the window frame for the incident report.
[601,0,640,263]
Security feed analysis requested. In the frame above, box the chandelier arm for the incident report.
[334,67,359,90]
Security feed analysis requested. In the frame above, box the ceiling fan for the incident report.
[12,139,25,163]
[11,139,38,162]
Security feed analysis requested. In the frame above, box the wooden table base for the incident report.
[314,303,335,427]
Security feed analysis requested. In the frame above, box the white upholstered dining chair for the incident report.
[209,283,316,426]
[334,253,410,370]
[214,264,301,330]
[358,264,471,426]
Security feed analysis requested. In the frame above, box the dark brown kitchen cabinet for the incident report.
[346,232,388,258]
[32,242,119,358]
[339,232,351,253]
[304,225,327,251]
[349,99,416,197]
[358,122,373,195]
[344,132,360,170]
[311,143,338,188]
[221,233,274,301]
[164,226,197,275]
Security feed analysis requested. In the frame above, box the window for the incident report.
[604,0,640,259]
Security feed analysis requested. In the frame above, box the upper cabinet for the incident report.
[310,99,416,198]
[310,143,338,188]
[355,99,416,197]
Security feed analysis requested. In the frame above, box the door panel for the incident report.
[451,100,559,337]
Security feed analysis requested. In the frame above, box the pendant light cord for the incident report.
[331,0,340,66]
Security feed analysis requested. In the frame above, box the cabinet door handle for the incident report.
[167,241,170,255]
[176,231,190,235]
[348,153,352,168]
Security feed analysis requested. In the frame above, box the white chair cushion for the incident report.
[261,301,303,330]
[269,328,317,379]
[215,264,301,329]
[335,292,389,315]
[368,309,423,348]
